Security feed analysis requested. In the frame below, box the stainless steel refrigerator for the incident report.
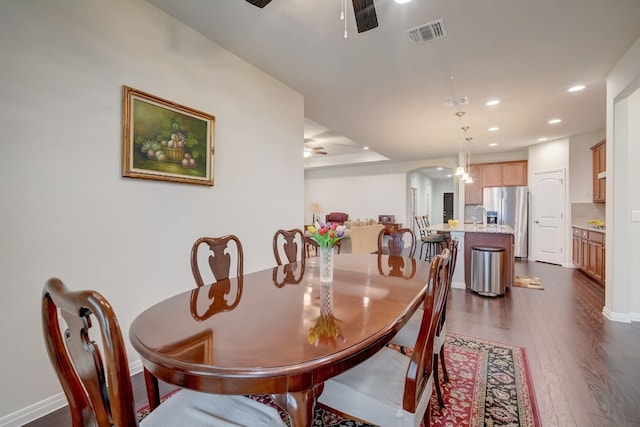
[483,186,529,258]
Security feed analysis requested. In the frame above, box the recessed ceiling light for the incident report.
[568,84,585,92]
[548,118,562,124]
[537,137,548,142]
[488,127,499,131]
[363,146,369,150]
[485,99,500,106]
[437,167,443,170]
[394,0,412,3]
[489,142,498,147]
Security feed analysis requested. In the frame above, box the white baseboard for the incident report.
[452,280,466,290]
[0,393,68,427]
[602,306,632,323]
[629,312,640,322]
[0,359,145,427]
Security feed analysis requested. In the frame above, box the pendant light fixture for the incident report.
[453,110,474,183]
[460,128,470,181]
[465,136,474,184]
[454,111,466,177]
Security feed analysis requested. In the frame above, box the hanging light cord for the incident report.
[341,0,348,38]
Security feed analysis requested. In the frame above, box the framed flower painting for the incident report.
[122,85,215,186]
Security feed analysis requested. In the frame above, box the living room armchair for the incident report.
[325,212,349,225]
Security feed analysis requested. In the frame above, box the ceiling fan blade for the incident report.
[352,0,378,33]
[245,0,272,8]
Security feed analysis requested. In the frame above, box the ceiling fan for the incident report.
[245,0,378,33]
[304,138,327,156]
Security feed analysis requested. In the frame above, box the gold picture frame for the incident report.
[122,85,215,186]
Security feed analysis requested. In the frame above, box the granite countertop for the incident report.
[428,223,515,234]
[572,224,606,233]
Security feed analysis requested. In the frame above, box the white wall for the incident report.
[411,172,433,228]
[569,131,606,202]
[627,89,640,318]
[606,36,640,322]
[0,0,303,424]
[432,179,455,224]
[304,173,407,225]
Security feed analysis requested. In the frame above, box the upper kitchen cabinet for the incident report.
[482,161,527,187]
[502,161,528,186]
[464,160,527,204]
[482,163,503,187]
[591,139,606,203]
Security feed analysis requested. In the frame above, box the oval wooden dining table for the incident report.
[129,253,431,427]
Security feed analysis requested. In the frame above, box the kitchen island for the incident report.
[428,223,515,292]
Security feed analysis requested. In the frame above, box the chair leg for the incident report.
[440,346,449,383]
[433,354,445,408]
[424,396,432,427]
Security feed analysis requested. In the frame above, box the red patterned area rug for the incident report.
[428,333,541,427]
[137,333,540,427]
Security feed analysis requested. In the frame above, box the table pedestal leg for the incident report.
[143,368,160,411]
[272,385,321,427]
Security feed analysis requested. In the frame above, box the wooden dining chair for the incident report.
[41,278,287,427]
[389,238,459,408]
[191,235,243,288]
[377,227,417,257]
[317,249,450,427]
[273,228,305,265]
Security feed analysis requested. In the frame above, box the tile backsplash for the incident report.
[571,202,605,226]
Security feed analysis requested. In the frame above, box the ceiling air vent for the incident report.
[407,19,447,45]
[446,96,469,107]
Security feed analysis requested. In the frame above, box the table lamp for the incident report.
[309,203,321,224]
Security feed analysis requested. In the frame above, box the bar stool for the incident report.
[416,215,446,261]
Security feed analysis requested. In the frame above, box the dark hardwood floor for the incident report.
[26,260,640,427]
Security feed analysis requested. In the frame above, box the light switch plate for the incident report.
[632,210,640,222]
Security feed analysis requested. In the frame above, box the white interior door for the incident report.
[532,169,565,265]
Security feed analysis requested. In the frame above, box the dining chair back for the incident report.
[318,249,450,427]
[273,228,305,265]
[191,235,243,288]
[377,227,417,257]
[388,238,459,408]
[42,278,286,427]
[433,238,459,389]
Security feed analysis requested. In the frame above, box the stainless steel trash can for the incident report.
[471,246,505,296]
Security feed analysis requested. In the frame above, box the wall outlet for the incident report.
[632,210,640,222]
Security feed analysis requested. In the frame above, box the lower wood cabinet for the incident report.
[572,227,605,285]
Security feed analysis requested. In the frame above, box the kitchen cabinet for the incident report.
[591,139,606,203]
[482,163,503,187]
[572,227,605,285]
[464,164,484,204]
[480,160,527,187]
[502,161,528,186]
[465,161,527,204]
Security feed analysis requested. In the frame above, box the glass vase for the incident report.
[319,246,334,283]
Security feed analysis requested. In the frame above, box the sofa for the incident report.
[349,224,385,254]
[341,218,385,254]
